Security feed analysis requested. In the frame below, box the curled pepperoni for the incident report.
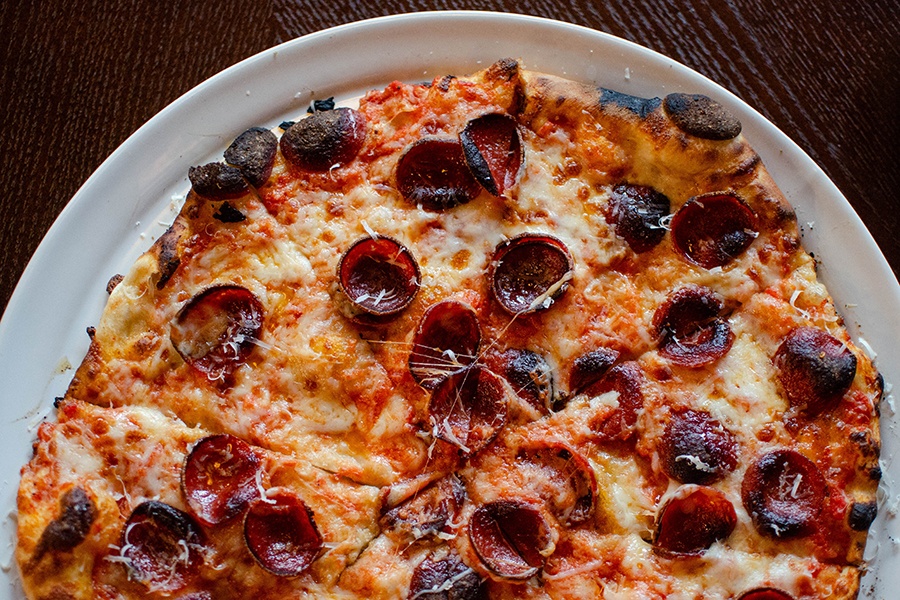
[653,285,734,367]
[654,485,737,555]
[671,192,758,269]
[516,442,598,525]
[170,286,264,384]
[569,348,619,395]
[224,126,278,187]
[381,474,466,542]
[658,409,738,485]
[742,450,826,538]
[244,490,323,577]
[119,501,207,592]
[585,362,645,441]
[774,327,857,413]
[491,234,574,315]
[409,301,481,390]
[469,500,554,580]
[460,113,523,196]
[409,552,482,600]
[337,236,420,322]
[397,138,482,210]
[182,434,261,526]
[280,107,366,171]
[487,348,555,413]
[605,184,671,253]
[428,366,509,455]
[738,589,795,600]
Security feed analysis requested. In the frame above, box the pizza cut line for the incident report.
[16,59,882,600]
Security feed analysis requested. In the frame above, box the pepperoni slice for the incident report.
[224,126,278,187]
[774,327,857,413]
[585,361,645,441]
[658,409,738,485]
[381,474,466,542]
[516,442,598,525]
[244,490,323,577]
[491,234,574,315]
[428,366,509,455]
[280,107,366,171]
[396,138,482,210]
[182,434,261,526]
[409,301,481,390]
[569,348,620,395]
[487,348,555,413]
[170,285,264,384]
[119,501,207,592]
[654,485,737,555]
[337,236,420,322]
[742,450,826,538]
[408,552,482,600]
[605,184,671,253]
[737,589,795,600]
[459,113,523,196]
[188,162,249,200]
[468,500,554,580]
[671,192,758,269]
[653,285,734,367]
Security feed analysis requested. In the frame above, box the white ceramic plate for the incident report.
[1,11,896,598]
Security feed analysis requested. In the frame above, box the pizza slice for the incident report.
[17,399,380,599]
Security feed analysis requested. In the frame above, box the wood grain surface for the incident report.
[1,0,896,316]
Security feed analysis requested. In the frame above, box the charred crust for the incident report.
[188,162,249,200]
[599,88,662,118]
[306,97,336,113]
[105,273,124,294]
[848,501,877,531]
[850,430,880,458]
[223,127,277,188]
[32,487,96,564]
[213,201,247,223]
[664,93,742,140]
[869,464,882,481]
[772,200,797,225]
[485,58,524,116]
[437,75,456,92]
[153,221,185,289]
[485,57,520,83]
[732,152,761,178]
[85,326,96,339]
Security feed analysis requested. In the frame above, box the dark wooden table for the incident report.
[2,0,897,316]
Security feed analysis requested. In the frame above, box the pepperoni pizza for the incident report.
[16,59,882,599]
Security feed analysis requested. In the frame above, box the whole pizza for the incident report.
[15,59,882,599]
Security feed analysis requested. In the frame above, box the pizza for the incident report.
[15,58,882,599]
